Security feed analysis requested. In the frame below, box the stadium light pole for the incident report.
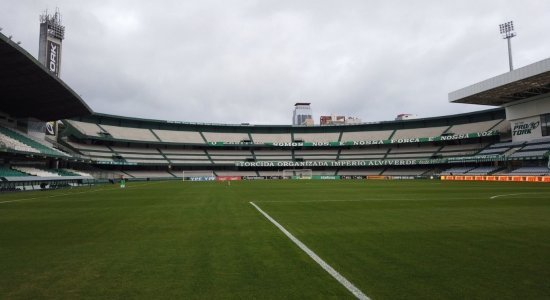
[499,21,516,72]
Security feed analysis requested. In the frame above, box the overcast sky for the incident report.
[2,1,550,124]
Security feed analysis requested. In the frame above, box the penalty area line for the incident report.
[249,201,370,300]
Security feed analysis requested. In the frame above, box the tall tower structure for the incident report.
[499,21,516,72]
[38,9,65,77]
[293,103,313,125]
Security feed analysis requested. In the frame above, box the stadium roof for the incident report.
[0,32,92,121]
[449,58,550,106]
[71,108,505,134]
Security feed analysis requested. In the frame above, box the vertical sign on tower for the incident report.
[46,40,61,76]
[38,8,65,77]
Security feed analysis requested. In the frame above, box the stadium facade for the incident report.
[1,29,550,190]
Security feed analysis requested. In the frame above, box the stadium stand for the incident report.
[509,150,549,159]
[446,119,502,135]
[100,125,159,142]
[250,133,292,144]
[12,166,61,177]
[65,120,104,137]
[391,126,449,140]
[340,130,394,142]
[0,167,28,177]
[507,166,550,175]
[293,132,340,143]
[152,129,204,144]
[254,150,293,160]
[339,148,388,159]
[466,166,501,174]
[0,126,67,156]
[203,132,249,143]
[0,131,40,153]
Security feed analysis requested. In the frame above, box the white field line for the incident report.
[250,201,370,300]
[257,193,550,203]
[489,192,550,199]
[0,181,166,205]
[256,197,480,203]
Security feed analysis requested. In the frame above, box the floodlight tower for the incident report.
[499,21,516,72]
[39,8,65,77]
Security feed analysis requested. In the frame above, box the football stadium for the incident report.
[1,9,550,300]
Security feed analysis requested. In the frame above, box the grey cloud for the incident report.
[2,0,549,124]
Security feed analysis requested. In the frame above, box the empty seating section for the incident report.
[440,144,485,152]
[254,150,292,160]
[207,150,253,163]
[339,148,387,159]
[490,141,524,148]
[0,167,28,177]
[152,129,204,143]
[509,167,550,175]
[125,159,168,164]
[527,137,550,144]
[12,166,61,177]
[161,149,205,155]
[0,131,39,153]
[386,145,438,159]
[66,120,104,137]
[521,144,550,151]
[440,167,475,174]
[386,153,432,159]
[66,141,111,152]
[0,126,66,156]
[202,132,249,143]
[100,125,158,142]
[207,150,252,155]
[509,150,549,158]
[389,145,440,153]
[341,130,393,142]
[467,166,500,174]
[478,148,508,155]
[81,151,114,157]
[250,133,292,144]
[124,171,175,178]
[392,126,449,140]
[295,149,337,160]
[446,120,502,135]
[293,132,340,143]
[63,169,93,177]
[439,143,485,157]
[164,149,212,165]
[161,149,208,163]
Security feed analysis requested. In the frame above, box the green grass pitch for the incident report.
[0,180,549,299]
